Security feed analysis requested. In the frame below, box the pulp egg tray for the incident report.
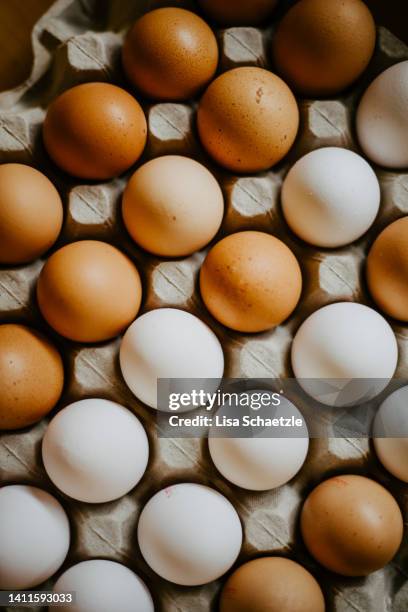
[0,0,407,610]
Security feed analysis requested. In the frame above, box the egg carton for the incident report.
[0,1,407,611]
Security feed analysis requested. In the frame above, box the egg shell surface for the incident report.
[42,398,149,503]
[209,394,309,490]
[122,7,218,100]
[197,67,299,172]
[357,61,408,168]
[282,147,380,247]
[273,0,376,96]
[0,163,63,264]
[0,324,64,430]
[220,556,325,612]
[43,82,147,179]
[200,231,302,332]
[0,485,70,589]
[37,240,142,343]
[122,155,224,257]
[137,483,242,585]
[373,386,408,482]
[51,560,154,612]
[366,216,408,321]
[119,308,224,410]
[301,474,403,576]
[291,302,398,406]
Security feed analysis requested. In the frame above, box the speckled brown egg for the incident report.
[366,216,408,321]
[122,8,218,100]
[197,67,299,172]
[37,240,142,343]
[301,475,403,576]
[0,324,64,430]
[220,557,325,612]
[198,0,278,26]
[273,0,376,96]
[43,83,147,179]
[200,231,302,332]
[0,164,63,264]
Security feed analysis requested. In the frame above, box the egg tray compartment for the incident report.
[0,0,408,610]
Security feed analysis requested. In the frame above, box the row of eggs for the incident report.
[5,378,407,505]
[1,21,408,268]
[2,57,408,261]
[1,144,405,254]
[37,4,408,178]
[0,483,327,611]
[0,466,404,597]
[1,158,407,340]
[122,0,377,100]
[0,293,406,430]
[0,549,326,612]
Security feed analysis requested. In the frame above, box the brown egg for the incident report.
[0,324,64,430]
[197,67,299,172]
[198,0,278,26]
[122,8,218,100]
[273,0,376,96]
[37,240,142,343]
[122,155,224,257]
[301,475,403,576]
[200,231,302,332]
[43,83,147,179]
[367,217,408,321]
[0,164,63,264]
[220,557,325,612]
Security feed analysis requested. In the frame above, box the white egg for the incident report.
[209,392,309,490]
[356,61,408,168]
[137,483,242,585]
[0,485,69,589]
[282,147,380,247]
[51,560,154,612]
[119,308,224,410]
[42,399,149,503]
[373,386,408,482]
[291,302,398,407]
